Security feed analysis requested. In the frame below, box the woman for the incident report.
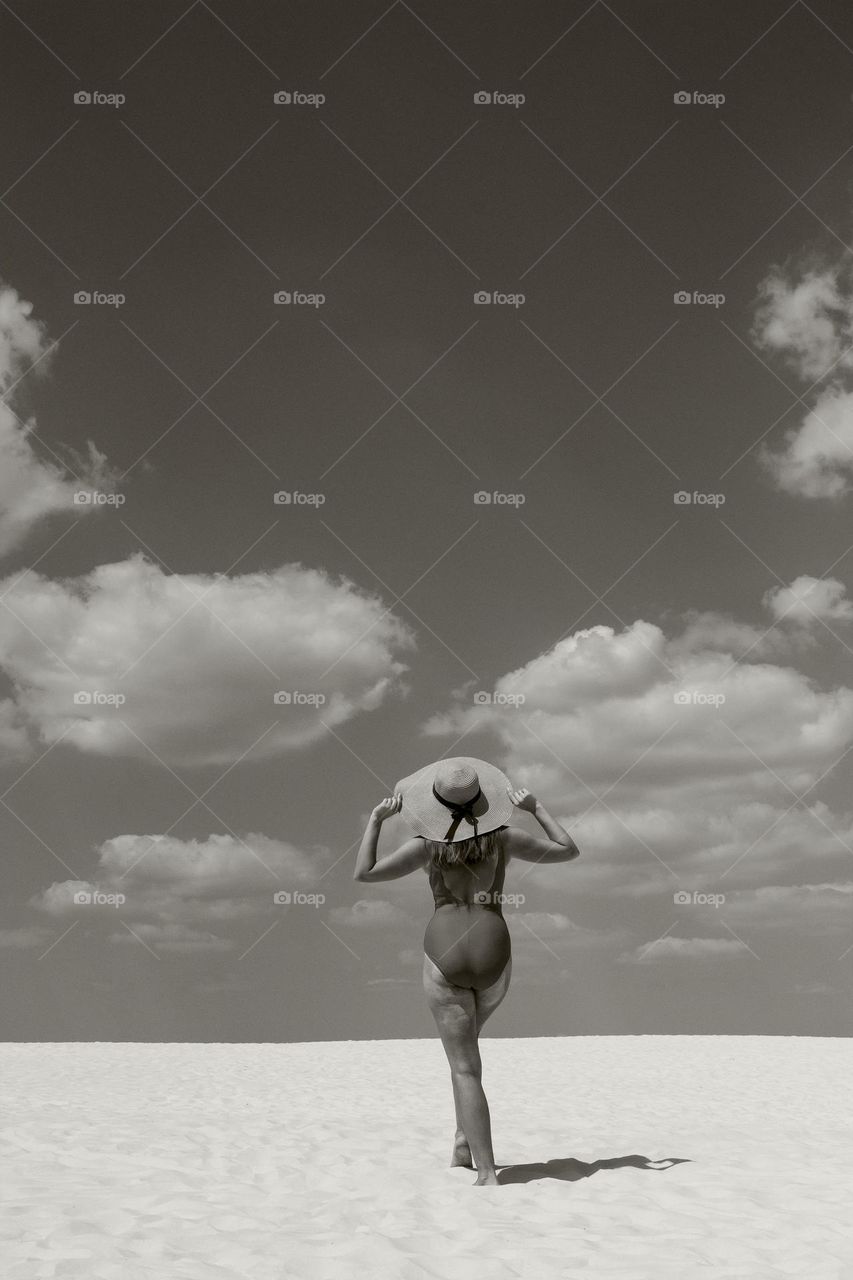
[353,756,579,1186]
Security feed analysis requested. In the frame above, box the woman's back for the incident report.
[423,828,511,989]
[426,828,508,911]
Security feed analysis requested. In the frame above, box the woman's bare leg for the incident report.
[449,957,513,1165]
[423,954,499,1184]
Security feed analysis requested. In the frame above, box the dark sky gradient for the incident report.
[1,1,852,1040]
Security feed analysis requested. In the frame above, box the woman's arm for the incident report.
[506,786,580,863]
[353,794,428,882]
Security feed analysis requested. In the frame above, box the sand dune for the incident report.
[2,1037,852,1278]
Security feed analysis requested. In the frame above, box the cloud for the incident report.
[751,254,853,499]
[0,552,415,765]
[752,262,853,382]
[0,698,30,762]
[30,831,335,951]
[666,608,793,662]
[763,575,853,626]
[506,911,622,948]
[758,386,853,500]
[618,936,749,962]
[718,881,853,937]
[109,922,234,952]
[0,281,115,557]
[328,899,411,928]
[420,613,853,909]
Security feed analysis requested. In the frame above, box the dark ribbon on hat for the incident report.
[432,782,482,841]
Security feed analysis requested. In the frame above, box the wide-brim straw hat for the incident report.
[394,756,514,843]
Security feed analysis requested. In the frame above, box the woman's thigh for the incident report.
[422,953,480,1074]
[475,955,512,1032]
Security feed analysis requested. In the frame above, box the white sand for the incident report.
[2,1037,852,1279]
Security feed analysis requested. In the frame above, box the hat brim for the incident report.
[393,756,515,843]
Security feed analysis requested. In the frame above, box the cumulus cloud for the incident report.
[109,922,234,953]
[30,830,334,951]
[717,880,853,937]
[0,281,115,557]
[752,262,853,382]
[758,386,853,500]
[420,614,853,913]
[752,254,853,499]
[618,936,749,962]
[0,552,415,765]
[0,698,30,761]
[507,910,625,950]
[763,575,853,626]
[665,608,794,662]
[329,899,411,928]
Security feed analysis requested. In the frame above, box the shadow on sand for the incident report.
[496,1154,691,1185]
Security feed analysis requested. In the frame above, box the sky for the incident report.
[1,0,852,1041]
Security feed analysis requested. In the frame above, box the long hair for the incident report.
[422,825,507,870]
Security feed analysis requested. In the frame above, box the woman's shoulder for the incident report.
[496,824,514,861]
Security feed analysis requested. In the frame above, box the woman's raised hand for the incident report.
[507,785,537,813]
[371,793,402,823]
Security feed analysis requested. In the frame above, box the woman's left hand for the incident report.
[372,793,402,823]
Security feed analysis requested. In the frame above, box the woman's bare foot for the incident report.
[451,1129,473,1167]
[473,1169,499,1186]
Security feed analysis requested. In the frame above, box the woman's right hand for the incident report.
[507,785,537,813]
